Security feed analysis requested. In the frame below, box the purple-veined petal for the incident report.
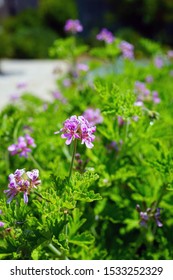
[27,169,39,181]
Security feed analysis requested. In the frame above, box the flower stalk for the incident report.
[47,243,62,258]
[68,138,77,181]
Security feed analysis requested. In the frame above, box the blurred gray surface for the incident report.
[0,59,68,110]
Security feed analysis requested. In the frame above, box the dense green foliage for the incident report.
[0,34,173,260]
[103,0,173,46]
[0,0,173,59]
[0,0,77,59]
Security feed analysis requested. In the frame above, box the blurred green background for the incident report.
[0,0,173,59]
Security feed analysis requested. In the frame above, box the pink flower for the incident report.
[134,101,144,107]
[96,28,115,44]
[26,169,41,188]
[63,79,71,87]
[64,19,83,34]
[0,221,5,227]
[154,56,163,68]
[60,116,81,145]
[167,50,173,59]
[119,41,134,59]
[152,91,161,104]
[4,169,41,204]
[16,81,27,90]
[134,81,161,105]
[25,134,36,147]
[80,120,96,148]
[8,134,36,158]
[82,108,103,126]
[10,92,20,102]
[117,116,125,126]
[134,81,150,105]
[77,63,89,72]
[135,81,150,97]
[145,75,153,83]
[55,115,96,149]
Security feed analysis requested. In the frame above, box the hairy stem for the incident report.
[34,191,52,203]
[28,153,44,172]
[47,243,62,257]
[68,139,77,181]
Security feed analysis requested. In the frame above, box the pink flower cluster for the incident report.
[154,56,164,68]
[4,169,41,204]
[152,91,161,104]
[96,28,115,44]
[136,204,163,228]
[82,108,103,126]
[119,41,134,59]
[8,134,36,158]
[134,81,161,106]
[77,63,89,72]
[145,75,153,83]
[63,79,72,88]
[64,19,83,34]
[9,81,28,103]
[16,81,27,90]
[55,115,96,148]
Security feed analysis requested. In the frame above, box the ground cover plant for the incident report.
[0,20,173,260]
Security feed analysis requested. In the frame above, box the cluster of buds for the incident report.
[106,140,123,154]
[134,81,161,106]
[75,153,89,173]
[8,134,36,158]
[55,115,96,149]
[136,204,163,228]
[4,169,41,204]
[64,19,83,34]
[82,108,103,126]
[96,28,115,44]
[119,41,134,59]
[117,116,125,126]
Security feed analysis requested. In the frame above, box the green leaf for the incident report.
[69,231,95,248]
[73,190,102,202]
[68,208,86,236]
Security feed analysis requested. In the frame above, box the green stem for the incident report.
[155,184,167,208]
[68,139,77,181]
[124,119,129,142]
[64,211,69,246]
[0,60,2,74]
[47,243,62,257]
[28,153,44,172]
[34,191,52,203]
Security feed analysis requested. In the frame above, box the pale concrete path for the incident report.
[0,59,69,110]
